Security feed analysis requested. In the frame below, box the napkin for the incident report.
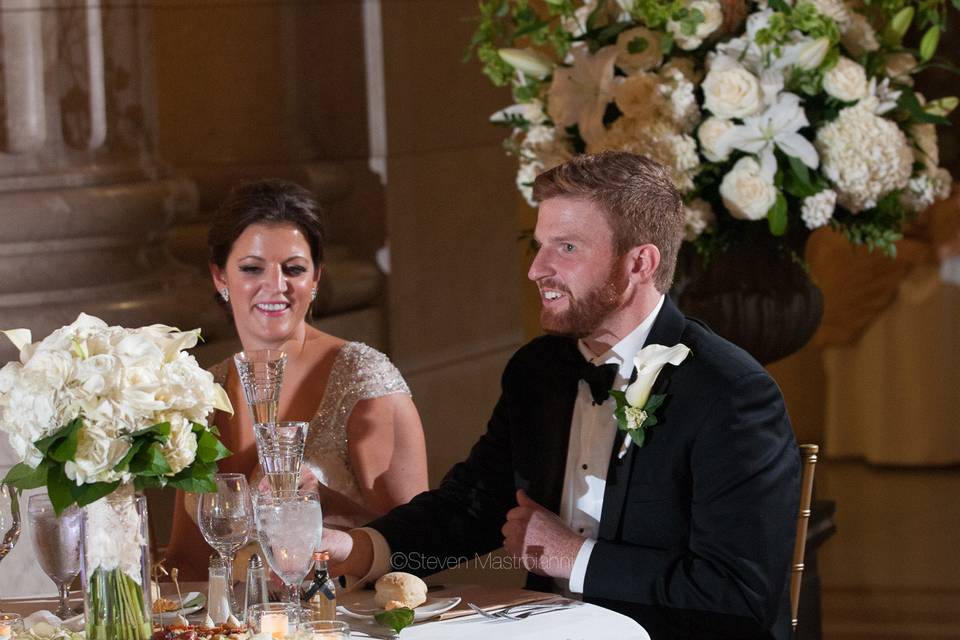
[22,611,85,633]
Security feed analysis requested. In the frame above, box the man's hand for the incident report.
[501,489,586,579]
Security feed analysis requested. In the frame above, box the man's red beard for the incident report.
[539,259,628,338]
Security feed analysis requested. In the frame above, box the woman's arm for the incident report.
[346,393,429,516]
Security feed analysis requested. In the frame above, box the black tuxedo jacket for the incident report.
[369,297,800,639]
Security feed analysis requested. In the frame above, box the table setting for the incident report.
[0,317,648,639]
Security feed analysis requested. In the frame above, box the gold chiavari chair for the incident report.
[790,444,819,635]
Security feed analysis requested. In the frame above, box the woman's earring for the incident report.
[310,287,317,301]
[219,288,230,303]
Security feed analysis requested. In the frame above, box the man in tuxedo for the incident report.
[327,151,800,639]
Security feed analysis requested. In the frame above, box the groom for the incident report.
[327,152,800,640]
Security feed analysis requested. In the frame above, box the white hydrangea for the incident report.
[815,101,913,212]
[667,0,724,50]
[516,128,574,206]
[801,189,837,229]
[903,169,953,213]
[684,199,716,240]
[659,68,701,132]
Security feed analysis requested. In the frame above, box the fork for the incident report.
[466,602,521,621]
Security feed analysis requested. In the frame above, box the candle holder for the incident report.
[297,620,350,639]
[0,613,24,640]
[247,603,299,638]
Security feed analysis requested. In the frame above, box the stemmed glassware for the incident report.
[253,421,308,496]
[234,350,287,425]
[253,491,323,609]
[27,494,82,618]
[198,473,254,612]
[0,484,21,568]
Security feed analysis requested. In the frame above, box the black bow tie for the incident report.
[578,360,619,405]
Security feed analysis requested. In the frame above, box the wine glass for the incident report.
[0,484,21,566]
[27,494,82,618]
[234,350,287,425]
[198,473,254,612]
[253,491,323,607]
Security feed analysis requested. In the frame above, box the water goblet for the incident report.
[253,422,308,495]
[27,494,82,618]
[234,350,287,425]
[198,473,254,613]
[0,484,21,567]
[253,491,323,607]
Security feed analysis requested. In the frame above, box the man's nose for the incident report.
[527,249,550,282]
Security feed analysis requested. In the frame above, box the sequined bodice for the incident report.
[212,342,410,527]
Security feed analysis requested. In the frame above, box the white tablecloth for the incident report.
[343,603,650,640]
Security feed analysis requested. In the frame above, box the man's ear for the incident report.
[626,244,661,285]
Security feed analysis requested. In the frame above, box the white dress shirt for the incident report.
[563,294,664,593]
[354,296,666,592]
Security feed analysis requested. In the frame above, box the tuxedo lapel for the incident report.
[531,339,581,514]
[598,297,687,539]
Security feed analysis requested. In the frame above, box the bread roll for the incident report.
[374,572,428,609]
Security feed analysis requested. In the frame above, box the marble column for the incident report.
[0,0,220,365]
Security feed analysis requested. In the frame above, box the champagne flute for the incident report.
[253,491,323,607]
[234,350,287,424]
[198,474,254,612]
[0,484,21,566]
[27,494,82,618]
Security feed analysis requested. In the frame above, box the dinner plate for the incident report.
[151,592,206,621]
[338,593,462,622]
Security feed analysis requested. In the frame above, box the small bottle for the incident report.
[207,556,231,624]
[244,553,269,618]
[303,550,337,620]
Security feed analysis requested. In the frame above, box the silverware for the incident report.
[466,602,519,621]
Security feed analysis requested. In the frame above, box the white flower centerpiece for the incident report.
[1,313,233,640]
[470,0,957,257]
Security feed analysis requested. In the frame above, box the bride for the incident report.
[163,179,428,578]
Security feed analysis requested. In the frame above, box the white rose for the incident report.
[667,0,723,51]
[702,65,762,119]
[823,57,868,102]
[21,350,74,389]
[74,354,120,398]
[66,424,131,484]
[807,0,850,30]
[162,417,198,475]
[720,156,778,220]
[697,116,734,161]
[615,27,663,74]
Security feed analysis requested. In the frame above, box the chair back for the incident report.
[790,444,819,633]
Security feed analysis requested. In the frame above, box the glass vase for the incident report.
[81,484,152,640]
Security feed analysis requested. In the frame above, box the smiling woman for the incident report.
[162,180,429,578]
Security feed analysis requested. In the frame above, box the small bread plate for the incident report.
[338,593,461,622]
[151,592,206,622]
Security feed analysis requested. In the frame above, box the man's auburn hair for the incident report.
[532,151,684,293]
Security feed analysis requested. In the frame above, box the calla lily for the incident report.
[717,92,819,175]
[213,383,234,415]
[498,47,555,80]
[1,328,32,352]
[625,343,692,408]
[547,45,619,145]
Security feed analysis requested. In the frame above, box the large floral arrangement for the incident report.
[1,313,233,640]
[470,0,957,256]
[0,313,233,508]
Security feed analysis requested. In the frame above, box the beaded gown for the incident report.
[210,341,411,528]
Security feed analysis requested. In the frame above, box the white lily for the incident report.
[717,92,819,175]
[625,343,692,408]
[865,77,902,115]
[498,48,554,80]
[547,45,618,145]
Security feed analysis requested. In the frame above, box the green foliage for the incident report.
[375,608,415,633]
[767,191,789,236]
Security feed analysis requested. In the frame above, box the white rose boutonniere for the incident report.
[610,343,692,453]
